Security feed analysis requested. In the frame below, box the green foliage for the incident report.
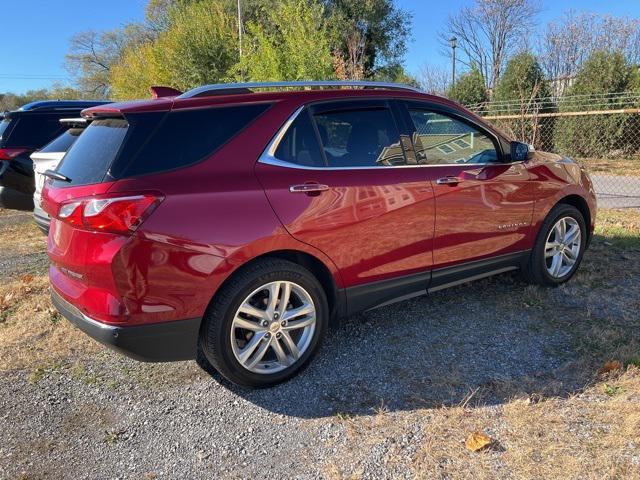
[324,0,411,76]
[568,51,631,96]
[490,53,553,149]
[240,0,335,82]
[447,66,488,107]
[110,1,238,99]
[554,51,638,157]
[492,52,551,111]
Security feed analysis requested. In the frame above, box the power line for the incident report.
[0,74,69,80]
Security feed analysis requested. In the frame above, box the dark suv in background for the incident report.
[0,100,108,211]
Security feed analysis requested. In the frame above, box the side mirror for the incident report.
[511,141,532,162]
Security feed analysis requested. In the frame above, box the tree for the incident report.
[65,25,150,98]
[110,1,238,99]
[240,0,335,82]
[447,66,488,106]
[568,51,630,97]
[490,52,551,147]
[492,52,550,112]
[539,11,640,95]
[439,0,540,90]
[323,0,411,78]
[554,51,636,157]
[416,63,450,95]
[0,85,85,111]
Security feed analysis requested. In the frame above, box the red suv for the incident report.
[43,81,596,387]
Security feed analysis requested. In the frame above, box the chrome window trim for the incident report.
[258,105,523,171]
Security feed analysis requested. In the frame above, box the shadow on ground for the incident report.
[203,229,639,418]
[203,273,587,418]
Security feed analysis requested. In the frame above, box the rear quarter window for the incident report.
[111,103,271,178]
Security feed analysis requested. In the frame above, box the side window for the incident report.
[408,109,498,165]
[274,110,325,167]
[313,108,405,167]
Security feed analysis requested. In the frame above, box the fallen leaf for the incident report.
[598,360,622,375]
[465,432,492,452]
[21,274,34,284]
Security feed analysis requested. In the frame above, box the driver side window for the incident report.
[408,109,498,165]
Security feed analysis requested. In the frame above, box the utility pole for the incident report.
[449,36,457,87]
[238,0,243,80]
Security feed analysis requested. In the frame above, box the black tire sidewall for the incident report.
[533,205,587,286]
[202,260,328,388]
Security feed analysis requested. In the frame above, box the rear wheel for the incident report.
[200,258,328,388]
[523,204,586,286]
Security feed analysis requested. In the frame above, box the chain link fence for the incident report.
[469,93,640,209]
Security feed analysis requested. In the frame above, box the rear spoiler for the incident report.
[150,86,182,99]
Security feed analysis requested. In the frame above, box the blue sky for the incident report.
[1,0,638,94]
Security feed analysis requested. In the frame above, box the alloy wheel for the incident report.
[544,216,581,278]
[230,281,316,374]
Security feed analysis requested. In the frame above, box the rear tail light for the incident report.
[53,194,163,234]
[0,148,28,160]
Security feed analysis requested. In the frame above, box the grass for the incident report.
[578,156,640,177]
[0,269,99,372]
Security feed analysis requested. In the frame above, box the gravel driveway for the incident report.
[1,210,639,479]
[0,276,589,479]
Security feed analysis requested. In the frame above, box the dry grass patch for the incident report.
[324,368,640,479]
[579,157,640,176]
[0,274,99,372]
[0,218,46,256]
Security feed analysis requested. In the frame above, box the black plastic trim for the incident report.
[52,289,200,362]
[345,270,431,315]
[343,250,530,315]
[429,251,528,292]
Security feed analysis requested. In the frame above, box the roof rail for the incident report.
[177,81,423,99]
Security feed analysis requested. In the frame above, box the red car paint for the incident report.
[43,89,596,332]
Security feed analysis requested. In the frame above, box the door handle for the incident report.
[289,183,330,194]
[436,176,461,186]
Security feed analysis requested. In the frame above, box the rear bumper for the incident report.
[51,289,200,362]
[33,204,50,234]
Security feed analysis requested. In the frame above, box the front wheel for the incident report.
[200,258,328,388]
[523,204,587,287]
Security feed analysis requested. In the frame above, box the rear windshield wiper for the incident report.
[43,169,71,183]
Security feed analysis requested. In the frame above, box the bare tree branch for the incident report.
[438,0,540,90]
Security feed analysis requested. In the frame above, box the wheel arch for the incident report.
[205,249,345,332]
[557,194,592,244]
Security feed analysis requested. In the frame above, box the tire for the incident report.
[199,258,328,388]
[522,203,587,287]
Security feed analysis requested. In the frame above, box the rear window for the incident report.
[55,104,270,186]
[39,128,85,154]
[2,114,66,148]
[0,118,11,142]
[54,119,128,186]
